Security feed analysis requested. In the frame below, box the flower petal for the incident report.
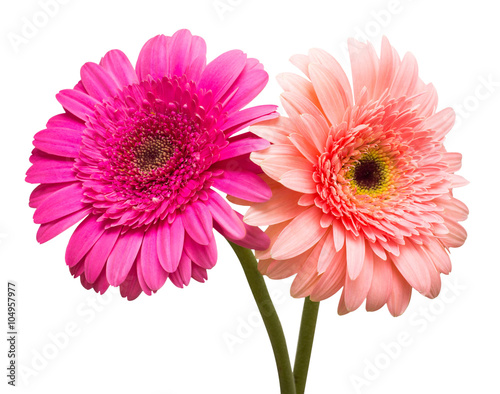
[65,215,105,267]
[157,216,184,272]
[56,89,99,121]
[136,35,169,81]
[271,206,327,259]
[84,225,121,283]
[212,170,271,203]
[181,202,213,246]
[198,50,247,103]
[100,49,139,87]
[140,225,168,291]
[106,227,145,286]
[34,128,83,158]
[206,190,245,240]
[81,62,120,101]
[34,182,86,224]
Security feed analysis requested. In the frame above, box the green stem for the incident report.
[228,241,296,394]
[293,297,320,394]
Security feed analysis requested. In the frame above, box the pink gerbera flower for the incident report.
[27,29,276,300]
[244,38,468,316]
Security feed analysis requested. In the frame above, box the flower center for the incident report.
[135,136,174,174]
[347,150,390,196]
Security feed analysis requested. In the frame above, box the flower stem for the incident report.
[293,297,320,394]
[228,241,296,394]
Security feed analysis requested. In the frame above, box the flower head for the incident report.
[245,38,468,316]
[27,29,276,300]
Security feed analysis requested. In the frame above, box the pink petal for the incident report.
[135,35,169,81]
[252,144,302,167]
[271,206,327,259]
[392,240,431,294]
[389,52,418,98]
[221,105,278,137]
[281,91,326,127]
[345,231,366,280]
[221,59,269,113]
[290,239,325,297]
[309,249,346,301]
[296,113,329,153]
[423,238,451,274]
[365,255,393,311]
[331,219,345,252]
[139,225,168,291]
[34,182,85,224]
[181,202,213,246]
[261,156,312,181]
[215,211,270,250]
[184,234,217,269]
[191,265,208,283]
[348,38,379,102]
[65,215,105,267]
[26,150,76,184]
[157,216,184,272]
[255,221,289,259]
[99,49,139,87]
[46,113,86,131]
[80,62,120,101]
[245,186,305,226]
[119,264,142,301]
[373,36,399,98]
[136,256,152,296]
[422,108,455,140]
[277,72,321,109]
[206,190,245,240]
[387,266,412,317]
[56,89,100,121]
[168,29,206,79]
[33,128,83,158]
[317,228,336,273]
[250,116,297,145]
[288,133,320,164]
[36,208,91,243]
[344,244,374,311]
[29,181,75,208]
[212,169,271,203]
[176,253,192,286]
[279,169,316,194]
[198,50,247,103]
[84,225,121,283]
[264,252,308,279]
[308,63,348,125]
[308,48,353,106]
[290,54,311,78]
[106,227,145,286]
[218,132,270,161]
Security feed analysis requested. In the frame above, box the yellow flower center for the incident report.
[346,150,392,196]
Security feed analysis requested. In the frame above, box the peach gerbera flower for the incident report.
[243,38,468,316]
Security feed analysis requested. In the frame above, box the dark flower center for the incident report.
[345,150,391,196]
[353,158,383,190]
[135,136,174,173]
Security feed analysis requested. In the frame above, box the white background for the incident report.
[1,0,498,393]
